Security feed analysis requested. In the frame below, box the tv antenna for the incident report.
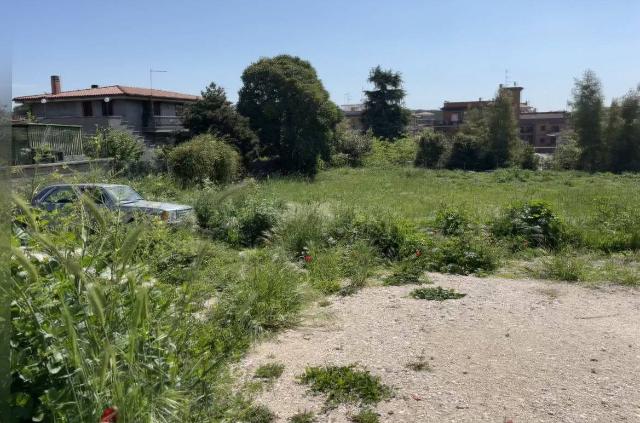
[504,69,511,86]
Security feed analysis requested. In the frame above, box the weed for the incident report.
[426,236,498,275]
[410,286,466,301]
[254,363,285,380]
[406,357,431,372]
[492,200,567,249]
[297,365,392,407]
[289,410,317,423]
[435,207,469,236]
[538,253,587,282]
[350,409,380,423]
[385,256,429,285]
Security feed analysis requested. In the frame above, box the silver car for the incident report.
[31,183,194,223]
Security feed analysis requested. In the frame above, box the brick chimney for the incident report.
[50,75,61,95]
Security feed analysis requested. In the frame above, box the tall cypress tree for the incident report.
[571,70,605,172]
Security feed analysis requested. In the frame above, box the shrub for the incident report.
[551,137,581,170]
[444,133,491,171]
[195,187,282,247]
[168,134,241,185]
[351,216,425,260]
[434,207,469,236]
[425,236,498,275]
[297,365,392,407]
[410,286,466,301]
[414,130,446,168]
[333,123,373,166]
[84,127,143,171]
[513,143,539,170]
[362,137,416,167]
[491,201,566,249]
[384,255,429,285]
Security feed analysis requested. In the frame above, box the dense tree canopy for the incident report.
[237,55,341,176]
[607,89,640,172]
[362,66,410,140]
[182,82,257,162]
[571,70,605,172]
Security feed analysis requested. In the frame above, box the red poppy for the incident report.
[415,249,422,257]
[303,255,312,263]
[100,407,118,423]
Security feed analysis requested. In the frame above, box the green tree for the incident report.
[182,82,257,162]
[237,55,341,176]
[570,70,605,171]
[362,66,410,140]
[608,89,640,172]
[486,89,519,168]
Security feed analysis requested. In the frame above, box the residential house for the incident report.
[13,75,199,145]
[519,111,569,153]
[438,84,569,151]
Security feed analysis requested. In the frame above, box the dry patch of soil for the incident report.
[237,274,640,422]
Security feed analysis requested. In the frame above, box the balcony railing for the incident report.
[143,116,185,132]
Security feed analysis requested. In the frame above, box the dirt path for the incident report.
[237,274,640,422]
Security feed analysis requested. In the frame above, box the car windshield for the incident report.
[105,186,143,203]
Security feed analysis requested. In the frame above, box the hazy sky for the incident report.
[11,0,640,111]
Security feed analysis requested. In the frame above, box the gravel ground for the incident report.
[237,274,640,422]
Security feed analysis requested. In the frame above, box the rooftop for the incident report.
[13,85,199,102]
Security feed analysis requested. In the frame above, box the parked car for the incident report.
[31,183,194,223]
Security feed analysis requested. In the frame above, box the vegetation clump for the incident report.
[297,365,392,407]
[168,133,241,185]
[492,200,567,249]
[350,409,380,423]
[254,363,285,380]
[410,286,466,301]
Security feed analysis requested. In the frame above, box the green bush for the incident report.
[350,409,380,423]
[362,137,416,167]
[492,201,567,249]
[425,236,498,275]
[195,187,283,247]
[414,130,446,168]
[333,124,373,166]
[444,133,491,171]
[290,411,317,423]
[85,127,143,171]
[384,255,429,285]
[538,252,588,282]
[513,143,539,170]
[168,134,241,185]
[550,137,581,170]
[434,207,469,236]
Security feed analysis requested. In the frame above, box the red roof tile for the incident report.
[13,85,199,102]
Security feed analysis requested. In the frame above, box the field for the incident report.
[10,164,640,421]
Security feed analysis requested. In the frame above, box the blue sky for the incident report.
[11,0,640,110]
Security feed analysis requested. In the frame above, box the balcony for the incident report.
[143,116,186,133]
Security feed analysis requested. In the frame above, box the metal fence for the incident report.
[12,123,84,165]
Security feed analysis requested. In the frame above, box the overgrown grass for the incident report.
[350,409,380,423]
[289,410,317,423]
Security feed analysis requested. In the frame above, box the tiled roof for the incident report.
[13,85,199,102]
